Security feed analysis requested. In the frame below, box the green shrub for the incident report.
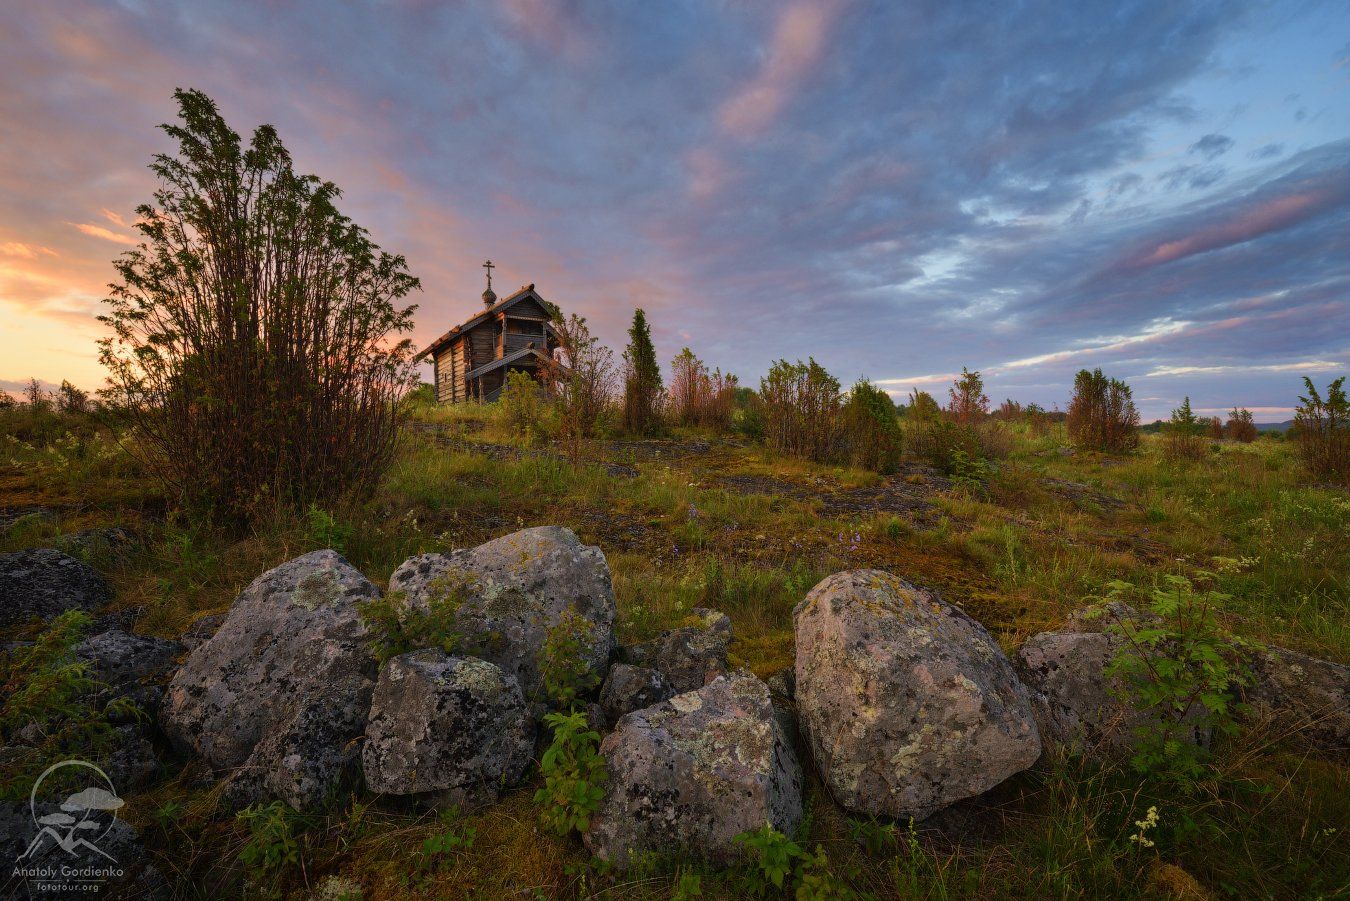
[1066,368,1139,452]
[1292,376,1349,483]
[236,800,306,885]
[1090,576,1256,787]
[0,610,141,800]
[414,806,477,878]
[534,710,607,836]
[1163,397,1206,462]
[499,368,550,446]
[538,608,600,707]
[358,580,465,665]
[305,504,352,554]
[840,379,902,473]
[734,824,853,899]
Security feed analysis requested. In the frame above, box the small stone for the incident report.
[619,608,732,693]
[598,664,674,726]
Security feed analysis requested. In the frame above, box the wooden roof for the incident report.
[415,284,554,362]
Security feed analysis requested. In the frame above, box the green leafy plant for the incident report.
[358,580,465,665]
[1092,576,1256,786]
[415,806,477,877]
[0,610,131,799]
[736,823,807,895]
[305,504,352,554]
[671,870,704,900]
[1292,376,1349,482]
[538,608,600,707]
[236,800,306,883]
[534,710,607,836]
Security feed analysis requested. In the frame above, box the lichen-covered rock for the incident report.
[584,670,802,868]
[179,613,227,651]
[1244,646,1348,752]
[76,629,182,694]
[598,664,674,726]
[363,650,533,805]
[618,608,731,693]
[794,570,1040,821]
[1014,630,1161,753]
[387,527,615,700]
[159,550,378,810]
[0,548,111,628]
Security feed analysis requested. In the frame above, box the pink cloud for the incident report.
[1116,186,1343,271]
[716,1,845,138]
[0,242,57,258]
[71,222,136,245]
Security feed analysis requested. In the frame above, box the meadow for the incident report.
[1,390,1346,899]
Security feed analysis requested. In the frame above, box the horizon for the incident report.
[2,2,1347,421]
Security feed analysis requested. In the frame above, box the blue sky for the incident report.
[2,0,1347,419]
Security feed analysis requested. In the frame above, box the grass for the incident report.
[2,401,1347,898]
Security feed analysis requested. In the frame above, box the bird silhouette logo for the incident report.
[18,759,123,863]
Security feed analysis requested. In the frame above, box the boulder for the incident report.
[362,650,533,806]
[0,548,111,628]
[387,527,616,700]
[2,801,165,898]
[1244,646,1348,752]
[179,613,227,652]
[618,608,732,693]
[598,664,674,726]
[159,550,378,810]
[584,670,803,868]
[1014,630,1163,753]
[76,629,182,694]
[794,570,1040,821]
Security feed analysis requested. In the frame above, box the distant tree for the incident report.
[668,348,736,430]
[99,89,419,526]
[1206,416,1224,440]
[542,312,615,451]
[0,391,15,410]
[1224,407,1257,443]
[1292,377,1348,483]
[1164,396,1206,461]
[905,389,942,421]
[1066,369,1139,452]
[25,378,48,411]
[621,309,663,435]
[946,367,989,424]
[759,358,841,461]
[841,379,902,472]
[57,381,89,415]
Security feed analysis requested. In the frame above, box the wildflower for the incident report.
[1129,805,1159,848]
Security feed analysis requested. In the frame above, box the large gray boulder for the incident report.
[387,527,616,701]
[1244,646,1348,752]
[597,663,674,727]
[584,670,802,868]
[0,548,111,628]
[362,650,534,806]
[618,608,731,693]
[1015,606,1211,755]
[159,550,378,810]
[794,571,1040,821]
[76,629,182,692]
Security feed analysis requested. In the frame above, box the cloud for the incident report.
[1189,133,1234,159]
[0,242,57,258]
[716,1,844,138]
[71,223,136,245]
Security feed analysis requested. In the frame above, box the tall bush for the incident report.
[541,313,615,450]
[99,89,419,526]
[1292,376,1348,483]
[1163,396,1206,461]
[668,348,736,430]
[946,366,989,424]
[840,380,902,472]
[1066,369,1139,452]
[759,358,841,462]
[1224,407,1257,443]
[621,308,663,435]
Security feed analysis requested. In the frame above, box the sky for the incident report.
[1,1,1348,421]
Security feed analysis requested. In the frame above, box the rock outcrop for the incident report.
[0,548,111,628]
[387,527,616,700]
[159,550,378,810]
[618,608,731,693]
[1244,646,1348,752]
[794,570,1040,821]
[585,670,802,868]
[363,650,534,806]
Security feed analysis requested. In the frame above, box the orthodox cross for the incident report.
[482,259,495,292]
